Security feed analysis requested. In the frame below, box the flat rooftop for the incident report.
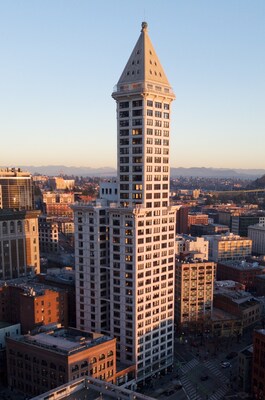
[0,321,19,329]
[0,277,64,296]
[218,260,265,271]
[212,307,239,321]
[14,328,113,356]
[31,377,154,400]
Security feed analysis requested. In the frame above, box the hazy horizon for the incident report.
[1,1,265,168]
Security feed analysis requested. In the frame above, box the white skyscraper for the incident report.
[73,22,177,382]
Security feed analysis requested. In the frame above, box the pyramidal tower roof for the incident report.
[114,22,175,98]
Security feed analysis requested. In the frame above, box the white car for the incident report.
[221,361,231,368]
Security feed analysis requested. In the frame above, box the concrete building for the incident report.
[231,214,265,237]
[175,258,215,332]
[248,224,265,255]
[73,22,177,382]
[99,181,118,202]
[204,233,252,262]
[217,260,265,291]
[252,329,265,399]
[0,168,34,210]
[39,215,59,253]
[0,280,68,333]
[6,326,118,397]
[175,234,209,260]
[0,209,40,279]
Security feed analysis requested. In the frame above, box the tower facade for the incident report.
[73,22,176,382]
[0,168,34,211]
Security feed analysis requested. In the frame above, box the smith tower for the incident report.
[73,22,177,383]
[112,21,175,208]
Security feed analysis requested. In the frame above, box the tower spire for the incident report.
[113,22,175,97]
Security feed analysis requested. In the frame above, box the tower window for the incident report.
[132,100,142,107]
[120,101,129,109]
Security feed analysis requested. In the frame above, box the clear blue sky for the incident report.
[1,0,264,169]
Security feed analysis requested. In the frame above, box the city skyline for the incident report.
[1,1,265,169]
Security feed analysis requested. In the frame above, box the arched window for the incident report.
[17,221,22,233]
[2,222,7,234]
[107,350,113,357]
[10,221,15,233]
[99,353,105,361]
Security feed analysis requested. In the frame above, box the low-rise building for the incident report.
[211,308,243,337]
[217,260,265,291]
[213,291,261,330]
[188,213,208,229]
[204,233,252,263]
[6,326,119,397]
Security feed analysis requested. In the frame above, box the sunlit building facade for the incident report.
[73,22,177,382]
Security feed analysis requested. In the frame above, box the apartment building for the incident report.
[175,259,215,331]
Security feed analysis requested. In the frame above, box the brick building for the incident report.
[42,192,74,218]
[0,280,68,333]
[217,260,265,291]
[213,291,261,330]
[6,326,119,397]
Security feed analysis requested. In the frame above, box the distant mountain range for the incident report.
[248,174,265,188]
[2,165,265,179]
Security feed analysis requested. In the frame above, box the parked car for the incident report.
[221,361,231,368]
